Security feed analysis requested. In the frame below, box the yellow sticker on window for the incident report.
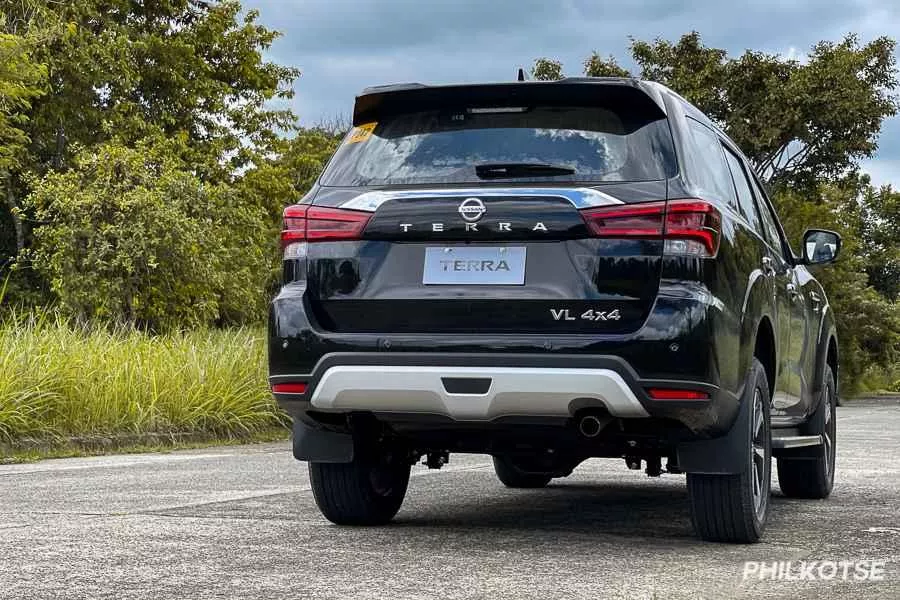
[347,122,377,144]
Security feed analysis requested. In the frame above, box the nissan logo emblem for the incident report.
[458,198,486,222]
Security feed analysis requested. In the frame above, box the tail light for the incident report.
[580,199,721,257]
[281,205,371,259]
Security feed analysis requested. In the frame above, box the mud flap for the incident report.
[675,391,751,475]
[292,420,354,463]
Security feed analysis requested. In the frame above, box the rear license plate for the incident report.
[423,246,526,285]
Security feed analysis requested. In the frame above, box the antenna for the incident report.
[517,67,527,81]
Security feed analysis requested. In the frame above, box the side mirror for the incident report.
[802,229,841,265]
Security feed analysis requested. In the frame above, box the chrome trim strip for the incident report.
[309,366,649,420]
[339,187,625,212]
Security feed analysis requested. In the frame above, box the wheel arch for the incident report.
[737,262,777,401]
[752,315,777,401]
[826,334,838,391]
[814,304,839,400]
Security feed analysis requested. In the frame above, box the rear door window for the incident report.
[320,106,677,186]
[686,120,738,210]
[751,177,788,259]
[723,146,763,234]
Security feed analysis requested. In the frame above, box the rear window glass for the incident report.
[320,106,677,186]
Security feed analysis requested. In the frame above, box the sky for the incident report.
[247,0,900,187]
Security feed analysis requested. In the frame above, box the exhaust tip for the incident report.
[579,415,603,438]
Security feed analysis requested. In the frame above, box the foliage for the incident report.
[0,3,896,397]
[0,313,283,443]
[238,126,343,225]
[533,33,900,392]
[858,184,900,301]
[533,32,899,192]
[2,0,299,177]
[0,29,45,175]
[0,9,47,275]
[531,57,563,81]
[0,0,301,305]
[25,138,274,331]
[583,53,630,78]
[773,184,900,393]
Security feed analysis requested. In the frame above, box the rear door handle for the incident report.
[787,283,801,301]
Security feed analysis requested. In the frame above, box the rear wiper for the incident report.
[474,162,576,179]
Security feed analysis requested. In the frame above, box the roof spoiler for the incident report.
[352,79,668,126]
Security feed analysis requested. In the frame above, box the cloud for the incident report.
[248,0,900,184]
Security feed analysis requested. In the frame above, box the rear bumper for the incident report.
[308,365,647,420]
[270,352,737,436]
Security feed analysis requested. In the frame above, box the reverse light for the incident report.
[580,198,722,257]
[647,388,710,401]
[664,199,721,257]
[272,382,308,394]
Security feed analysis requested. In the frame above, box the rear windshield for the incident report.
[320,106,677,186]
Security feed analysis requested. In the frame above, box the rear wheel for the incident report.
[777,365,836,499]
[492,455,553,488]
[687,358,771,543]
[309,449,410,525]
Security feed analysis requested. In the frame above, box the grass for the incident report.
[0,312,288,455]
[1,427,290,464]
[856,364,900,396]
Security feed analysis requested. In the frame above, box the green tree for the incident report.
[236,127,343,291]
[534,32,898,191]
[26,138,273,331]
[533,33,900,392]
[238,126,343,226]
[531,58,563,81]
[858,184,900,301]
[774,184,899,393]
[0,0,300,299]
[0,13,46,259]
[583,53,631,78]
[7,0,300,176]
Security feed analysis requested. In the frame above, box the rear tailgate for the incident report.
[300,183,668,335]
[286,80,680,336]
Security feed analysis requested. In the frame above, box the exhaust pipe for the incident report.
[578,415,604,438]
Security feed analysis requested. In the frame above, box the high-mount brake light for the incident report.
[580,198,721,257]
[281,205,371,246]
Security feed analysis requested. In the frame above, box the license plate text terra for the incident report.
[423,246,526,285]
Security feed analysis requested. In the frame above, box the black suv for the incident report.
[269,78,841,543]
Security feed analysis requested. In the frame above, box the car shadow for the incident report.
[393,476,793,543]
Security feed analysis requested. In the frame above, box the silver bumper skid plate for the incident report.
[309,365,649,421]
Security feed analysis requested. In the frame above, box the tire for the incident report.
[687,358,772,543]
[308,450,410,525]
[492,455,553,488]
[777,365,836,499]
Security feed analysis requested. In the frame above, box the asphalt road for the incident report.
[2,400,898,600]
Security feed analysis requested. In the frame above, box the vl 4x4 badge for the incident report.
[550,308,622,322]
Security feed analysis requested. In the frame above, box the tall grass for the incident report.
[0,312,286,445]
